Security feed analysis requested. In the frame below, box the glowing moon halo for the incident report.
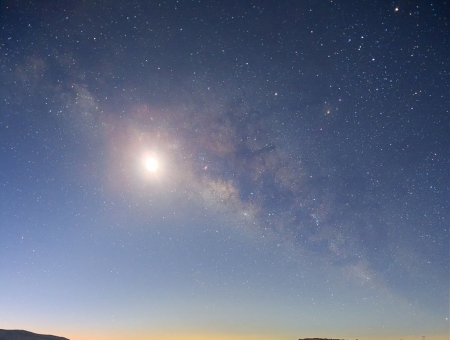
[144,157,158,172]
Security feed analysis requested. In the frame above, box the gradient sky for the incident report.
[0,1,448,340]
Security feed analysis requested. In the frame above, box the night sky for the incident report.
[0,1,448,340]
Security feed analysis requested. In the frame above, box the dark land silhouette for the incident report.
[0,329,69,340]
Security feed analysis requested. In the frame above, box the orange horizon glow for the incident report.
[58,331,450,340]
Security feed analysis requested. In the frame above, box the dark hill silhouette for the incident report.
[0,329,69,340]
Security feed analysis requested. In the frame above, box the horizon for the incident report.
[1,329,448,340]
[1,330,449,340]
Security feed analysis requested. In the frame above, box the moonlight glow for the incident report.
[145,157,158,172]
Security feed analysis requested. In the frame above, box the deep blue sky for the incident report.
[0,1,448,339]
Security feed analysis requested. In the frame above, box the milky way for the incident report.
[0,1,448,340]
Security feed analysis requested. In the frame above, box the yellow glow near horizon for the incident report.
[65,334,450,340]
[64,332,292,340]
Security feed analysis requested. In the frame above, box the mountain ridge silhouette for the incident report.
[0,329,69,340]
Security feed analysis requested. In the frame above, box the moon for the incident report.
[144,157,158,172]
